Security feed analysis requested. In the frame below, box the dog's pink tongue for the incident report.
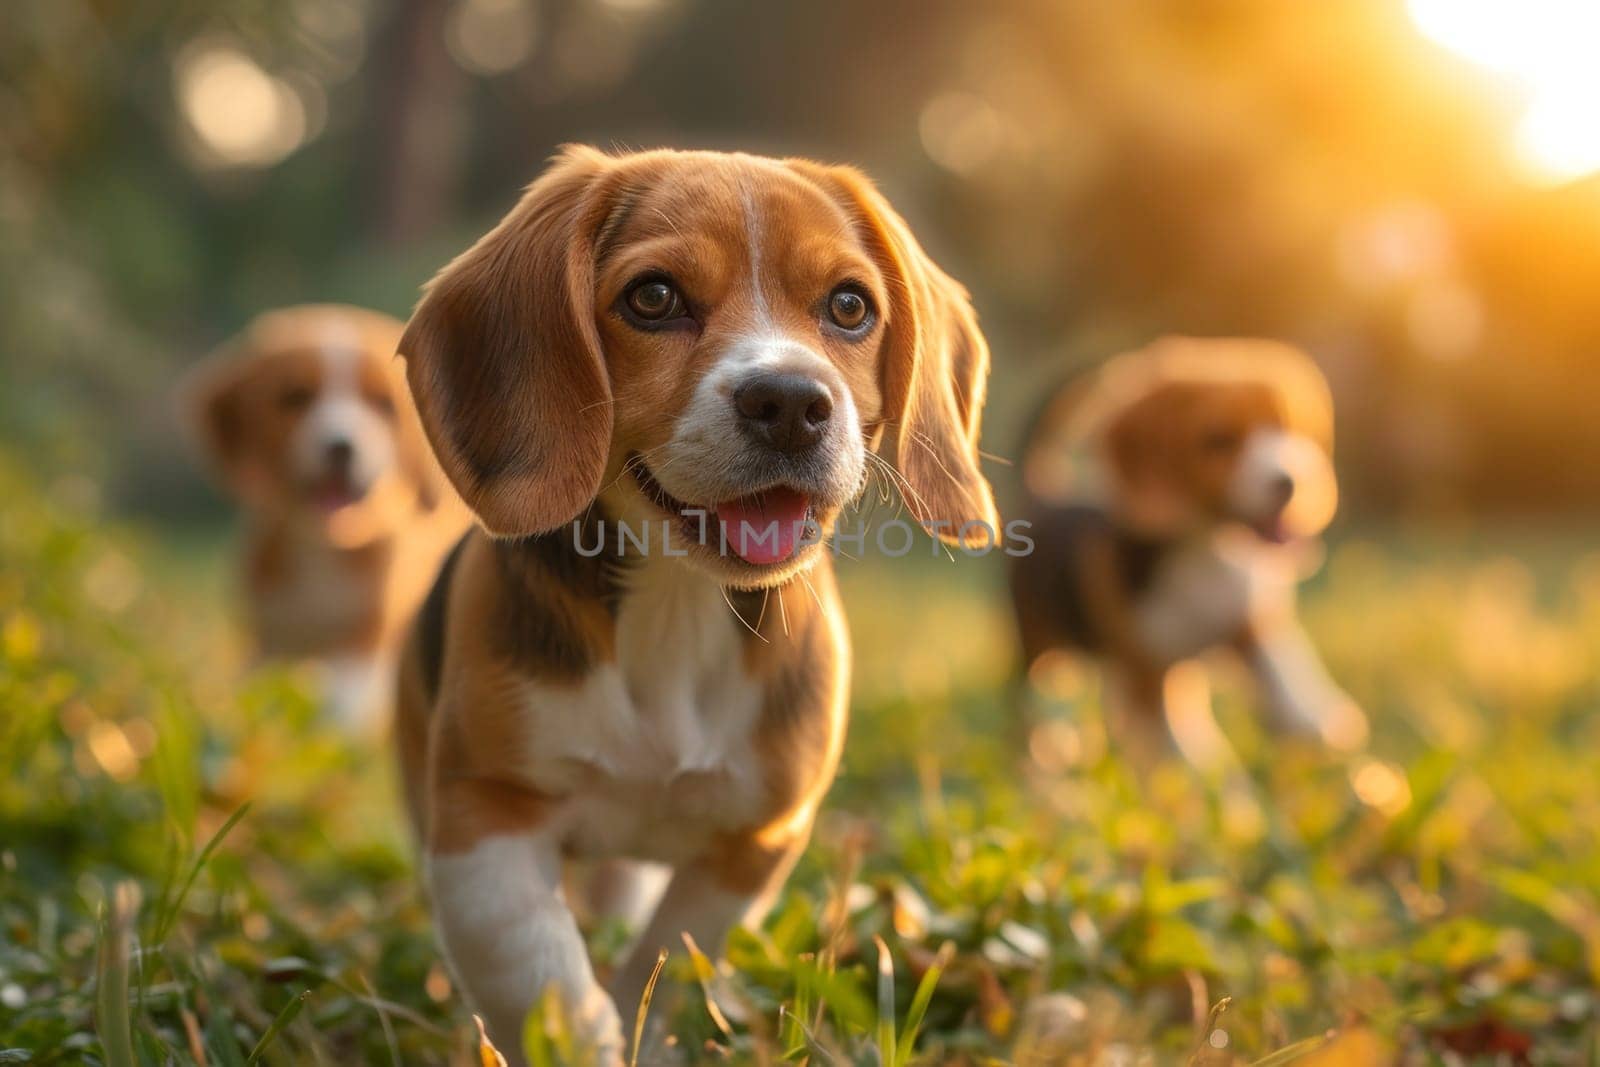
[717,489,810,565]
[1255,512,1294,545]
[314,477,361,513]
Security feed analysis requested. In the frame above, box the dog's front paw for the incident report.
[1319,695,1369,752]
[1278,689,1369,753]
[507,984,625,1067]
[571,984,627,1067]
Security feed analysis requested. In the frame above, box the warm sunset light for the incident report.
[16,4,1600,1062]
[1408,0,1600,182]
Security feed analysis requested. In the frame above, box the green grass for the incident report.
[3,454,1600,1065]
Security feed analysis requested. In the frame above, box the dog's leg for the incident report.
[427,784,622,1067]
[320,653,391,735]
[1008,656,1044,756]
[1161,661,1266,837]
[608,832,807,1037]
[1113,659,1244,773]
[1239,622,1367,752]
[1108,663,1179,767]
[573,859,672,935]
[1161,660,1232,773]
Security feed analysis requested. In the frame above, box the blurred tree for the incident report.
[2,0,1597,518]
[365,0,466,242]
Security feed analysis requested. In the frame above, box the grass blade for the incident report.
[1249,1033,1333,1066]
[184,956,247,1067]
[155,801,251,942]
[682,932,735,1037]
[475,1015,509,1067]
[1186,996,1232,1066]
[873,936,896,1067]
[245,989,309,1064]
[178,1004,207,1065]
[778,1005,837,1065]
[781,954,816,1056]
[357,971,401,1067]
[94,881,140,1067]
[629,948,668,1067]
[894,940,953,1067]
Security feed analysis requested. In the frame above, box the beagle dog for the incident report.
[392,146,996,1062]
[1010,337,1367,766]
[185,304,468,729]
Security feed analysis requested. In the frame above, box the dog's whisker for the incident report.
[865,451,925,514]
[720,585,769,644]
[907,428,967,500]
[598,445,679,499]
[864,452,920,528]
[797,569,828,621]
[597,453,649,498]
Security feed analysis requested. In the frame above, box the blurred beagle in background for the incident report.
[1011,336,1366,768]
[185,304,468,730]
[393,146,995,1063]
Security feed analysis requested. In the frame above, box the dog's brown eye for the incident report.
[626,280,683,322]
[1202,428,1241,453]
[828,287,871,330]
[279,385,314,412]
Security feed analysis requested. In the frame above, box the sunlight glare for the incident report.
[1407,0,1600,182]
[1516,84,1600,181]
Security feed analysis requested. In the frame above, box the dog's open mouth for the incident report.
[1249,510,1295,545]
[629,456,816,566]
[309,473,367,513]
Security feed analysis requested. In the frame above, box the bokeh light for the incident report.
[1407,0,1600,182]
[445,0,537,77]
[919,91,1009,176]
[174,43,308,169]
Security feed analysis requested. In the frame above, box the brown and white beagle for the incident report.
[1011,336,1367,767]
[392,146,996,1062]
[185,304,469,729]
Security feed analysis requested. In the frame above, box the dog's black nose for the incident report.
[325,439,354,470]
[734,374,833,454]
[1268,472,1295,506]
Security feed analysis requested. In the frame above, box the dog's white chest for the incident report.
[252,530,373,654]
[517,560,767,861]
[1135,534,1297,664]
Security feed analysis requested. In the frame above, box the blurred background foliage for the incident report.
[5,0,1600,522]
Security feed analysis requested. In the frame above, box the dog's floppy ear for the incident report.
[179,343,272,504]
[1261,345,1336,456]
[399,145,614,537]
[383,352,453,514]
[1100,380,1198,534]
[801,164,998,546]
